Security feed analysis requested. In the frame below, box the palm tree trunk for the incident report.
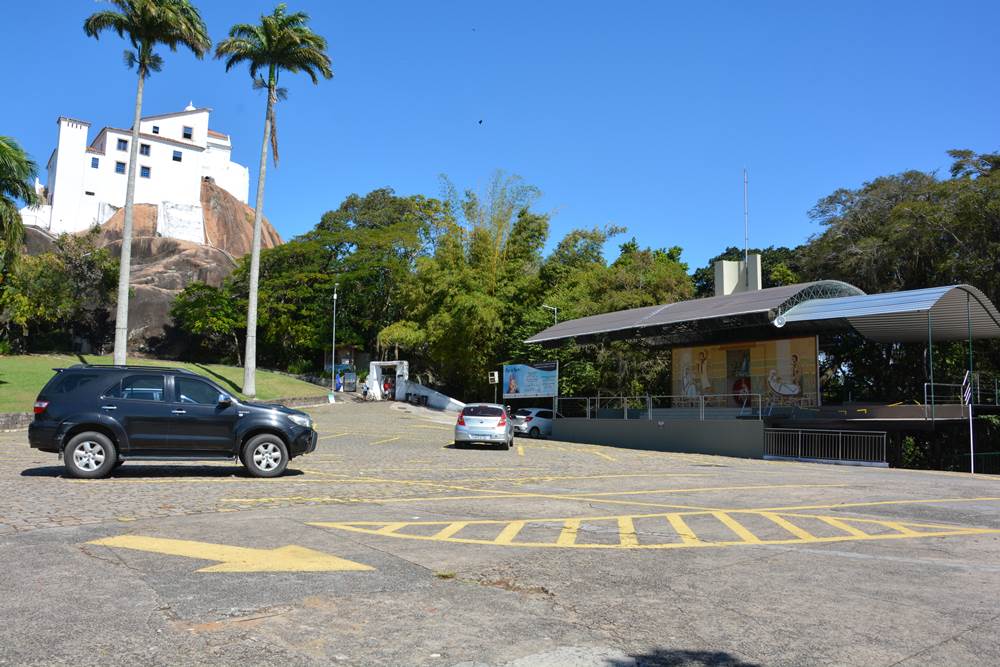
[242,81,275,397]
[112,69,145,365]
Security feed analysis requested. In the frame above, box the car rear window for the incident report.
[42,372,101,395]
[106,374,165,401]
[514,409,533,417]
[462,405,504,417]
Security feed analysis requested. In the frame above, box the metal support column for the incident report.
[967,293,975,474]
[928,311,935,421]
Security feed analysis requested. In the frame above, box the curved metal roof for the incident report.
[775,284,1000,342]
[524,280,864,345]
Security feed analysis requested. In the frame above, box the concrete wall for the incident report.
[553,418,765,458]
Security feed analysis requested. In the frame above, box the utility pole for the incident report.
[542,304,558,325]
[330,282,339,403]
[743,168,749,289]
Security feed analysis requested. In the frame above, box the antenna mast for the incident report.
[743,167,749,287]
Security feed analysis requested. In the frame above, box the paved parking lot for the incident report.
[2,399,1000,666]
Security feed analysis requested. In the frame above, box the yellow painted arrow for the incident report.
[88,535,374,573]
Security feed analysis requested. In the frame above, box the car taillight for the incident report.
[33,401,49,415]
[498,414,507,426]
[524,416,533,423]
[457,414,465,426]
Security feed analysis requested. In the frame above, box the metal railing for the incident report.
[764,428,887,465]
[556,393,762,421]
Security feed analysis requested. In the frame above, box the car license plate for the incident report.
[471,432,495,439]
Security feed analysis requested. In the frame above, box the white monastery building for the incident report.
[20,103,249,244]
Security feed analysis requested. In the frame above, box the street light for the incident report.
[330,282,339,403]
[542,304,558,325]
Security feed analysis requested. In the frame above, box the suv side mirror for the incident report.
[218,394,232,406]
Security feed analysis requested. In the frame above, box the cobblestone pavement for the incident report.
[2,399,1000,666]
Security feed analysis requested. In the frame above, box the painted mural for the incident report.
[671,336,819,407]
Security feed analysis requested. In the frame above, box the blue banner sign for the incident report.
[503,362,558,399]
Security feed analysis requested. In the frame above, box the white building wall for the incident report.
[21,106,250,238]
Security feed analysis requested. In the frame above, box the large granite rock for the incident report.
[24,180,282,348]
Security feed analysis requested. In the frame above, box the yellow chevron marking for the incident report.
[712,511,761,543]
[816,516,870,537]
[666,513,702,545]
[618,516,639,547]
[310,510,999,550]
[557,519,581,546]
[494,521,525,544]
[760,512,815,541]
[431,522,469,540]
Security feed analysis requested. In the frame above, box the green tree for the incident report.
[215,2,333,397]
[0,136,38,284]
[1,229,118,351]
[692,245,802,297]
[169,282,244,363]
[84,0,211,365]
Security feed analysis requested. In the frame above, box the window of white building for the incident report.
[152,126,159,134]
[140,166,151,178]
[117,138,127,151]
[139,143,150,156]
[90,157,99,169]
[115,161,126,174]
[172,150,183,162]
[182,126,193,140]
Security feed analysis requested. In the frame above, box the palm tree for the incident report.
[216,4,333,397]
[84,0,210,365]
[0,136,38,283]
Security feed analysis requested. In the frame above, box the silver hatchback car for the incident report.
[454,403,514,449]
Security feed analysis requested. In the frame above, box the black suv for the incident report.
[29,365,318,479]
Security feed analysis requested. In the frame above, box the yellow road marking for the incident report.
[712,511,761,543]
[666,513,702,544]
[494,521,525,544]
[745,496,1000,513]
[375,522,407,535]
[817,516,869,537]
[319,432,352,440]
[557,519,580,546]
[311,509,1000,550]
[517,445,524,457]
[432,522,470,540]
[760,512,816,540]
[88,535,373,572]
[618,516,639,546]
[414,424,451,431]
[371,436,401,446]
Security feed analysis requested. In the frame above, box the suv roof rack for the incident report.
[70,364,197,374]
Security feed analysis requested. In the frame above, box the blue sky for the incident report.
[3,1,997,270]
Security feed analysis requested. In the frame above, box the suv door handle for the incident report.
[171,409,187,415]
[101,405,117,410]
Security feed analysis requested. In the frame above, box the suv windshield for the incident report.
[463,405,504,417]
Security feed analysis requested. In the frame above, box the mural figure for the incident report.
[682,365,698,398]
[697,351,712,393]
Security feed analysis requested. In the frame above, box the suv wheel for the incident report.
[64,432,117,479]
[242,434,289,478]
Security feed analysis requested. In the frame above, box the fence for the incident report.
[557,394,762,421]
[764,428,887,466]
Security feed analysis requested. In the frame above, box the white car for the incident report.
[454,403,514,449]
[513,407,558,438]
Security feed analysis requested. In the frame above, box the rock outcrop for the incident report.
[24,180,282,347]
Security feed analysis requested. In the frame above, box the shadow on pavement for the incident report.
[21,465,306,479]
[442,443,511,451]
[607,649,761,667]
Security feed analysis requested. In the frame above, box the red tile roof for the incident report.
[207,129,228,139]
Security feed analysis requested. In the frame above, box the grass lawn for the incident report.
[0,354,328,413]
